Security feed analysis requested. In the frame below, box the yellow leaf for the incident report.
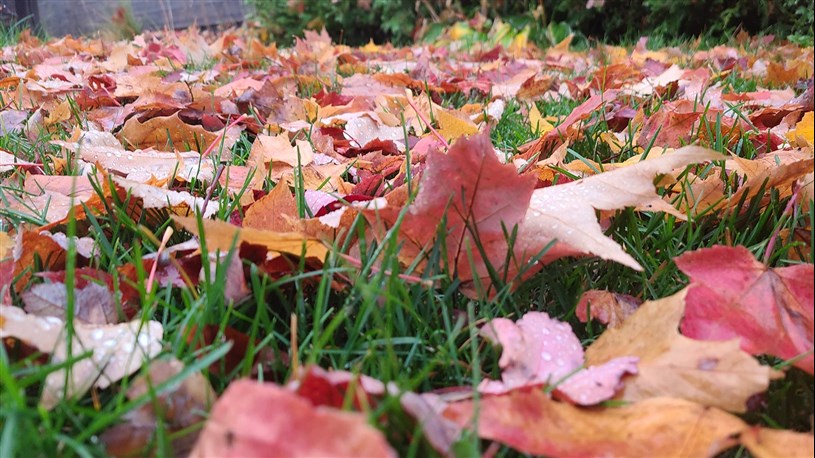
[508,27,529,56]
[173,216,328,260]
[435,109,478,142]
[787,111,814,148]
[449,23,472,41]
[361,39,380,53]
[528,104,554,135]
[0,231,12,259]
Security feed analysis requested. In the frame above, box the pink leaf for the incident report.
[675,245,814,374]
[479,311,637,405]
[190,379,396,458]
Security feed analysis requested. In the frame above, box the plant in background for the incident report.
[246,0,421,45]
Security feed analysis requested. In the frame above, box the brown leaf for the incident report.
[173,216,328,260]
[189,379,396,458]
[575,289,641,329]
[101,357,216,458]
[243,183,298,232]
[118,112,238,152]
[443,390,746,457]
[585,288,778,412]
[739,427,815,458]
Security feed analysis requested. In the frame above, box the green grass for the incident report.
[1,30,813,457]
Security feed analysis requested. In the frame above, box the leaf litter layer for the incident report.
[0,25,813,457]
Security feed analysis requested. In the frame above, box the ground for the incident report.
[0,23,813,457]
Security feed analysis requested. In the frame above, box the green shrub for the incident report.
[245,0,814,46]
[546,0,814,45]
[246,0,422,45]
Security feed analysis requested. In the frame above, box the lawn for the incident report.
[0,20,813,457]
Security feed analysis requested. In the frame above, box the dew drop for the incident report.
[541,352,552,362]
[45,316,62,325]
[103,339,117,348]
[137,333,150,346]
[90,329,105,340]
[556,358,566,366]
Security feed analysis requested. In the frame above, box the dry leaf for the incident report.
[443,391,746,457]
[0,305,162,409]
[190,379,396,458]
[479,311,638,406]
[173,216,328,259]
[575,289,641,329]
[585,288,779,412]
[676,245,814,374]
[519,146,724,269]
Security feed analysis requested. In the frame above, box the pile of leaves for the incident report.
[0,24,813,457]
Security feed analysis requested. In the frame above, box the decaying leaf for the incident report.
[585,288,779,412]
[443,390,746,457]
[173,215,328,259]
[101,357,216,457]
[0,305,162,409]
[575,289,641,329]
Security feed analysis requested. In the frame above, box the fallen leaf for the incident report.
[242,183,298,231]
[585,288,778,412]
[0,305,163,409]
[443,390,746,457]
[739,426,815,458]
[395,132,537,290]
[101,357,216,457]
[479,311,638,406]
[173,216,328,259]
[118,112,238,152]
[435,108,479,142]
[398,392,462,456]
[250,133,314,167]
[787,111,814,147]
[519,146,723,269]
[289,365,386,409]
[22,281,117,324]
[527,103,554,135]
[575,289,641,329]
[113,176,220,219]
[189,379,396,458]
[675,245,814,374]
[343,114,404,150]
